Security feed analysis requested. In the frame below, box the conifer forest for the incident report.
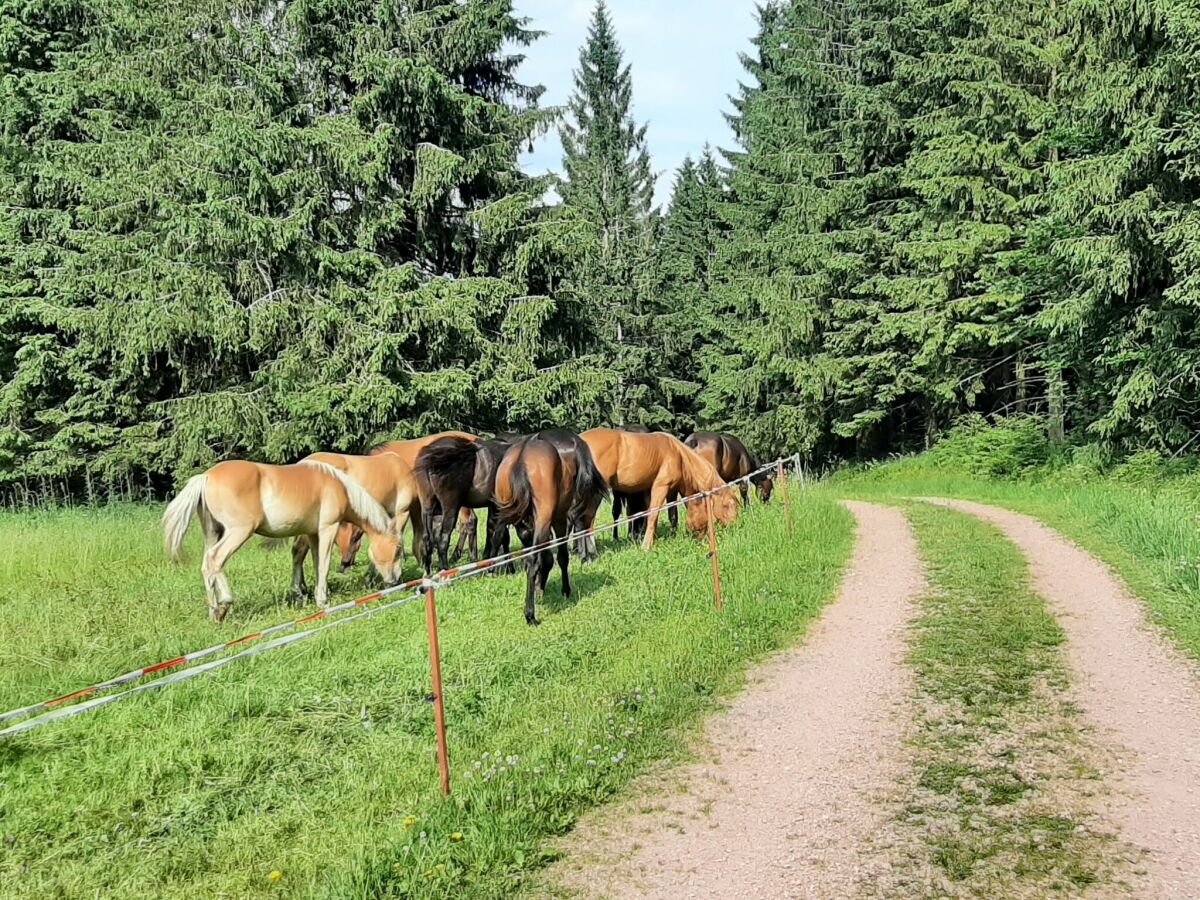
[3,0,1198,498]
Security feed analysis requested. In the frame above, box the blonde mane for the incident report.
[299,460,392,535]
[675,440,726,496]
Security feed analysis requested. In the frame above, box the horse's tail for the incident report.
[163,473,207,561]
[414,437,479,491]
[569,439,610,528]
[300,460,392,536]
[499,444,535,527]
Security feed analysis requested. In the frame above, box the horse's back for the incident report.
[371,431,477,468]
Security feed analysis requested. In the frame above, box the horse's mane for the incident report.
[299,460,392,535]
[675,439,725,495]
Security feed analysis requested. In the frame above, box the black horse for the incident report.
[413,435,514,574]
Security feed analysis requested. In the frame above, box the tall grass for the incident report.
[0,496,852,898]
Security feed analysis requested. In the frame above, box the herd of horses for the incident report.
[162,427,775,626]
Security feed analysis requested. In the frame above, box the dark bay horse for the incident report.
[494,433,609,625]
[413,435,514,574]
[683,432,774,505]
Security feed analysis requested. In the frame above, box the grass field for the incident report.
[0,494,853,898]
[837,463,1200,662]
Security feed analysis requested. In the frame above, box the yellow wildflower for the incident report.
[268,871,282,881]
[449,832,464,842]
[403,815,417,828]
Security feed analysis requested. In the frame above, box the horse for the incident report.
[579,428,740,552]
[162,460,394,622]
[494,433,609,625]
[291,451,420,587]
[611,425,653,543]
[413,435,514,574]
[337,431,478,569]
[683,432,774,505]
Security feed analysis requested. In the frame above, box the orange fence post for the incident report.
[778,459,793,539]
[424,584,451,795]
[705,494,724,610]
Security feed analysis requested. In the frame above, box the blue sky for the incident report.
[514,0,761,209]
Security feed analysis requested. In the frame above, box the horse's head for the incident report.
[336,523,364,573]
[684,486,739,535]
[755,475,774,504]
[364,526,404,586]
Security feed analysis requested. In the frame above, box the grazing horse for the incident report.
[683,432,774,505]
[162,461,394,622]
[413,436,514,574]
[291,451,420,587]
[611,424,653,542]
[494,434,609,625]
[580,429,739,552]
[338,431,478,569]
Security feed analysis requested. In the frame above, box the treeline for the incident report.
[2,0,1199,499]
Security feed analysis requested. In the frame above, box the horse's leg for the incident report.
[557,542,572,598]
[291,536,311,601]
[391,507,411,570]
[516,522,540,625]
[200,510,222,614]
[411,507,425,570]
[741,481,750,506]
[611,493,624,545]
[314,524,339,609]
[203,525,254,622]
[468,511,479,562]
[641,483,669,551]
[435,497,458,572]
[667,495,678,534]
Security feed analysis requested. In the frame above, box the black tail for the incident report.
[415,437,479,490]
[499,443,535,526]
[569,438,610,528]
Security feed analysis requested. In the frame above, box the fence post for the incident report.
[705,494,724,610]
[424,583,451,796]
[778,459,793,539]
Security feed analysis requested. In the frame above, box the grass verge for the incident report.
[876,502,1123,895]
[0,496,852,898]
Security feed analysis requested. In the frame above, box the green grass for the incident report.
[838,461,1200,662]
[889,502,1116,893]
[0,497,852,898]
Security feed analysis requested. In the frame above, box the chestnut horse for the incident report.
[611,424,652,543]
[494,433,609,625]
[291,450,420,587]
[163,460,393,622]
[338,431,478,570]
[580,429,739,553]
[683,432,774,505]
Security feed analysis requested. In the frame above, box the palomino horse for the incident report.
[580,429,740,553]
[162,461,393,622]
[292,450,420,587]
[338,431,478,569]
[494,433,609,625]
[683,432,774,505]
[413,435,514,573]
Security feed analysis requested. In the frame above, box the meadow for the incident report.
[0,494,852,898]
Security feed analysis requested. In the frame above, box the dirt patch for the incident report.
[541,501,923,899]
[923,499,1200,898]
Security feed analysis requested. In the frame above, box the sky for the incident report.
[514,0,761,209]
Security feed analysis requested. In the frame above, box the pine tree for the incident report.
[557,0,657,425]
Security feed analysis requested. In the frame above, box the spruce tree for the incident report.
[0,0,578,496]
[557,0,657,425]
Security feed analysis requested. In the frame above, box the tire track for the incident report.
[920,498,1200,898]
[546,501,923,899]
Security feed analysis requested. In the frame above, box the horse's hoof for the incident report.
[213,604,231,624]
[526,616,540,627]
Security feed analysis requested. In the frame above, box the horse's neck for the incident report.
[680,449,718,493]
